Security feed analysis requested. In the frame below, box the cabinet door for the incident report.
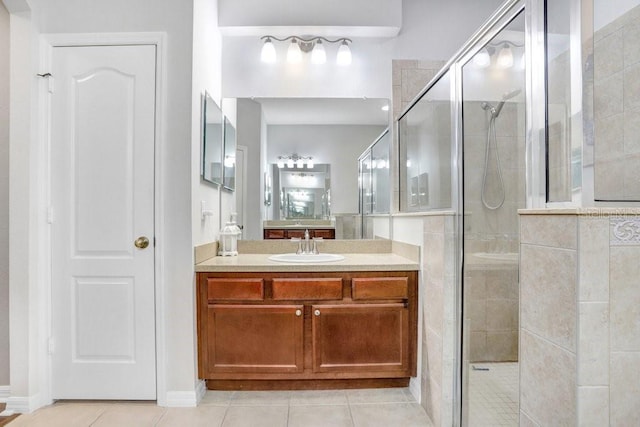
[264,229,285,239]
[205,305,304,375]
[311,304,409,374]
[313,229,335,239]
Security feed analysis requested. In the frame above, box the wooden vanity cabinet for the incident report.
[263,228,336,239]
[197,271,417,390]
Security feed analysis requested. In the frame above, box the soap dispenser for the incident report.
[218,213,241,256]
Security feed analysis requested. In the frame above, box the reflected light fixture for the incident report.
[277,154,314,169]
[336,40,352,66]
[311,39,327,64]
[260,35,352,66]
[260,37,277,63]
[287,38,303,64]
[473,47,491,68]
[473,40,523,69]
[496,43,514,68]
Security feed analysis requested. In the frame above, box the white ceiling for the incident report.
[254,97,390,125]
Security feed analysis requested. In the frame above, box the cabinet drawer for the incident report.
[352,277,408,300]
[285,229,306,239]
[207,278,264,301]
[264,229,285,239]
[313,229,335,239]
[272,278,343,300]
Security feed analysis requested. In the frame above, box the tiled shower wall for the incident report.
[593,4,640,200]
[463,100,525,363]
[519,211,640,426]
[420,214,456,427]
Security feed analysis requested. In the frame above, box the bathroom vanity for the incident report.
[262,220,336,239]
[195,241,419,390]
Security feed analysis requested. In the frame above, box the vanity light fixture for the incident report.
[473,40,523,69]
[276,154,314,169]
[260,35,352,66]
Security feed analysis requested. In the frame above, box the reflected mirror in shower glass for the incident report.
[546,0,574,202]
[201,92,223,185]
[460,9,525,427]
[222,115,236,191]
[371,129,391,214]
[592,0,640,201]
[398,70,452,212]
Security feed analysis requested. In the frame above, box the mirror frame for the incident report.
[201,92,223,186]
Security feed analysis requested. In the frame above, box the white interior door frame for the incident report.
[39,32,168,407]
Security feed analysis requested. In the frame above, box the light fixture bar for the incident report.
[260,36,352,65]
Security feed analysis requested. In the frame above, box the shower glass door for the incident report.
[460,10,526,427]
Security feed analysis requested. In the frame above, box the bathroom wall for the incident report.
[0,0,9,390]
[593,3,640,200]
[15,0,199,404]
[519,211,640,425]
[221,0,505,100]
[193,0,224,245]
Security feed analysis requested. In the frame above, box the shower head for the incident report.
[492,89,521,117]
[502,89,521,101]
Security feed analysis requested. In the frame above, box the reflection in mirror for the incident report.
[592,0,640,201]
[223,116,236,191]
[275,164,331,220]
[201,92,223,185]
[256,97,389,239]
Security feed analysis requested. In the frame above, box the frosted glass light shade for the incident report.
[287,39,302,63]
[311,41,326,64]
[473,48,491,68]
[336,41,352,66]
[306,158,314,168]
[497,45,514,68]
[261,38,276,63]
[296,158,304,168]
[287,158,294,168]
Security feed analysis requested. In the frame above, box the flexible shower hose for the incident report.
[481,114,505,210]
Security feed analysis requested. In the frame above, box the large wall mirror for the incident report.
[201,92,223,185]
[255,97,390,238]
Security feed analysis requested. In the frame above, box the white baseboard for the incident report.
[5,393,43,414]
[195,380,206,404]
[165,383,204,408]
[0,385,9,403]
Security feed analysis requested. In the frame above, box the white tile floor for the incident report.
[467,362,519,426]
[7,388,435,427]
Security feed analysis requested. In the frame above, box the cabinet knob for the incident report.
[295,309,302,317]
[314,309,320,316]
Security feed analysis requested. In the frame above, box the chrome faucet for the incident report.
[303,229,310,254]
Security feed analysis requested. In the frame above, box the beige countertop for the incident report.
[194,239,420,272]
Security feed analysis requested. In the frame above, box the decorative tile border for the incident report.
[610,217,640,246]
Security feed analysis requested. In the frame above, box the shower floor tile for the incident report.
[468,362,519,426]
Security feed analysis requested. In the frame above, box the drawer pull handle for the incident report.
[314,309,321,316]
[295,309,302,317]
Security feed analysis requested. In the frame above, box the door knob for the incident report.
[314,310,320,316]
[135,236,150,249]
[295,309,302,317]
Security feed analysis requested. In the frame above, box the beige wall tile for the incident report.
[624,20,640,67]
[578,302,609,386]
[520,244,577,351]
[577,386,610,427]
[423,215,444,234]
[426,280,444,337]
[594,29,624,80]
[486,331,518,361]
[578,217,610,302]
[610,351,640,424]
[624,109,640,154]
[486,298,516,331]
[594,71,623,120]
[520,330,576,426]
[519,410,541,427]
[610,246,640,351]
[594,113,624,161]
[520,215,577,249]
[624,62,640,111]
[425,327,443,387]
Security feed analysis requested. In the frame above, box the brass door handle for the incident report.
[135,236,150,249]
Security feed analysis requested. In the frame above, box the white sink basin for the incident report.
[268,253,345,263]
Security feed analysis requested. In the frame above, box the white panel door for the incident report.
[50,45,156,399]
